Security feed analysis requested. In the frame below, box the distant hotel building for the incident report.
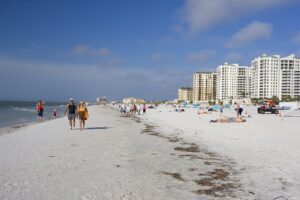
[279,54,300,99]
[177,87,193,102]
[216,63,252,100]
[123,97,145,104]
[251,54,281,99]
[190,54,300,102]
[193,72,217,102]
[251,54,300,99]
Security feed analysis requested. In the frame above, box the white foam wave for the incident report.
[13,107,36,112]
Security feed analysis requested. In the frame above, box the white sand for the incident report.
[0,105,227,200]
[1,105,299,199]
[141,105,300,199]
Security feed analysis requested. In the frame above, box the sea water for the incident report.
[0,101,66,128]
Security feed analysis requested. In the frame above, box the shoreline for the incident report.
[0,104,99,136]
[0,115,65,136]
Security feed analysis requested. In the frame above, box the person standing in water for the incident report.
[64,98,77,130]
[78,102,88,131]
[36,100,45,122]
[142,104,146,114]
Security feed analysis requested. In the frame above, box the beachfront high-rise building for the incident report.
[193,72,217,102]
[251,54,281,99]
[177,87,193,102]
[216,63,252,100]
[251,54,300,100]
[279,54,300,99]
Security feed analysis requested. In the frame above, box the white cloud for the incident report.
[226,21,272,48]
[180,0,291,33]
[71,45,111,57]
[97,57,120,71]
[187,50,215,63]
[0,56,190,101]
[225,52,243,62]
[293,32,300,44]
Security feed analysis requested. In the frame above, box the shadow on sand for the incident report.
[85,127,112,130]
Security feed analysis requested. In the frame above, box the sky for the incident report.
[1,0,300,101]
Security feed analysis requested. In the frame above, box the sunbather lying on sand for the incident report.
[210,116,246,123]
[198,111,210,115]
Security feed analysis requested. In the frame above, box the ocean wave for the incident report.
[13,107,36,112]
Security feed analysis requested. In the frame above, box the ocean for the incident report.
[0,101,66,128]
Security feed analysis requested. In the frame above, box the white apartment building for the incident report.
[216,63,252,100]
[193,72,217,102]
[177,87,193,102]
[251,54,281,99]
[279,54,300,99]
[251,54,300,99]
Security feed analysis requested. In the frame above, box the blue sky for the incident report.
[1,0,300,101]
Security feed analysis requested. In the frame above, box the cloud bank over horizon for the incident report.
[0,0,300,101]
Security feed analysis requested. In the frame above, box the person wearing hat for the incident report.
[64,98,78,130]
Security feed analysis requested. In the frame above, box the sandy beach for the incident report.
[141,105,300,199]
[1,105,300,200]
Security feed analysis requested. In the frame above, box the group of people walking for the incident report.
[120,104,147,116]
[64,98,89,130]
[36,98,89,131]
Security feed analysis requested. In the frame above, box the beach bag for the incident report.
[84,110,89,120]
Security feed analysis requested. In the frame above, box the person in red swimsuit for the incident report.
[36,99,45,122]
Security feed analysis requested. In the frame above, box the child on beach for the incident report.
[52,109,57,118]
[143,104,146,114]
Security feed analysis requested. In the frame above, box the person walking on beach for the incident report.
[143,104,146,114]
[64,98,77,130]
[130,104,137,116]
[36,100,45,122]
[219,103,224,116]
[137,104,141,115]
[78,102,88,131]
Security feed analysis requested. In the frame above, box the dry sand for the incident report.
[140,104,300,200]
[1,104,299,199]
[0,105,240,200]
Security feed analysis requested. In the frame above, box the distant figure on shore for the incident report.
[78,102,88,131]
[64,98,77,130]
[235,103,243,117]
[53,109,57,118]
[120,105,126,114]
[130,104,137,116]
[137,104,141,115]
[210,116,246,123]
[36,100,45,122]
[208,105,213,113]
[143,104,146,114]
[219,103,224,116]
